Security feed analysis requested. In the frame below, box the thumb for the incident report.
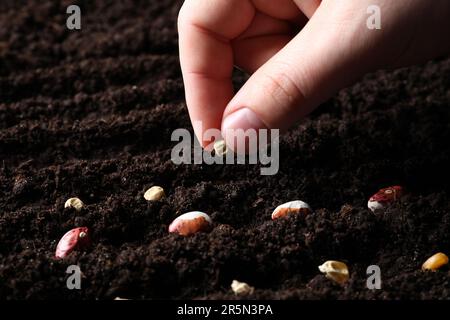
[221,2,374,143]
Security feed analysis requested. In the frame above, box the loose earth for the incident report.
[1,0,450,299]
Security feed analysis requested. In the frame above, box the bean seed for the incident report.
[272,200,311,220]
[214,139,227,156]
[422,252,449,271]
[169,211,212,236]
[318,260,349,285]
[64,197,84,211]
[231,280,254,295]
[368,185,403,212]
[55,227,90,259]
[144,186,165,201]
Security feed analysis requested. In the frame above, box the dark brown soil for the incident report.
[1,0,450,300]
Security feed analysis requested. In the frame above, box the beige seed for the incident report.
[144,186,165,201]
[231,280,254,296]
[422,252,449,271]
[64,197,84,211]
[271,200,312,220]
[169,211,213,236]
[214,140,227,156]
[318,260,349,285]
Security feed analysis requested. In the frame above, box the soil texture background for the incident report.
[1,0,450,300]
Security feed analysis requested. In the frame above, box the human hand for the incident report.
[178,0,450,148]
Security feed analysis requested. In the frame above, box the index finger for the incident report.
[178,0,255,147]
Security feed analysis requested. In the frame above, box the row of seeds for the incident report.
[56,185,449,292]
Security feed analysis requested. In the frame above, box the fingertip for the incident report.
[221,107,269,154]
[221,108,268,134]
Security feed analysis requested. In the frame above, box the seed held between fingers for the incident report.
[367,185,403,212]
[144,186,165,201]
[231,280,254,296]
[55,227,90,259]
[271,200,312,220]
[422,252,449,271]
[318,260,349,285]
[169,211,212,236]
[64,197,84,211]
[214,140,227,156]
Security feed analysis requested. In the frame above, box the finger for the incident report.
[251,0,301,20]
[233,12,295,73]
[292,0,322,19]
[233,35,292,73]
[221,2,374,149]
[236,12,295,40]
[178,0,255,147]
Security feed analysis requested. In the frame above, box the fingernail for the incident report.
[221,108,268,154]
[221,108,267,133]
